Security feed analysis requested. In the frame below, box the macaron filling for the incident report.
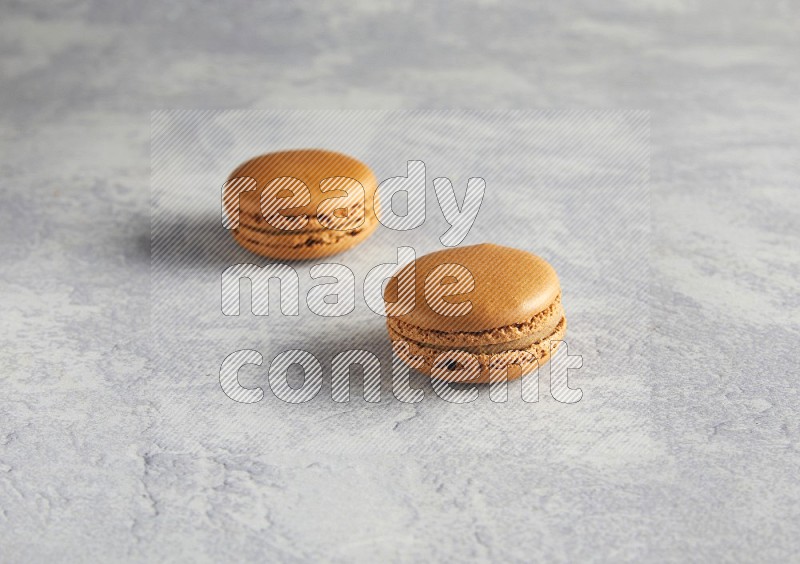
[235,219,375,250]
[234,201,378,250]
[389,316,565,355]
[386,294,563,349]
[237,200,370,233]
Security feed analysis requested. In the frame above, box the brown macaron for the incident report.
[225,149,380,260]
[385,243,566,383]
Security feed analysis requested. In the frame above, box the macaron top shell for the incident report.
[225,149,377,233]
[386,243,561,333]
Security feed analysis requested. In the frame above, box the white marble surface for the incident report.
[1,1,799,562]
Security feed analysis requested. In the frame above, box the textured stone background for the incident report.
[1,1,799,562]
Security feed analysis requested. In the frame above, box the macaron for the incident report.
[385,243,566,383]
[224,149,380,260]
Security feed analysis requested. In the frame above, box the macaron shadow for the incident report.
[145,211,376,272]
[267,325,435,404]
